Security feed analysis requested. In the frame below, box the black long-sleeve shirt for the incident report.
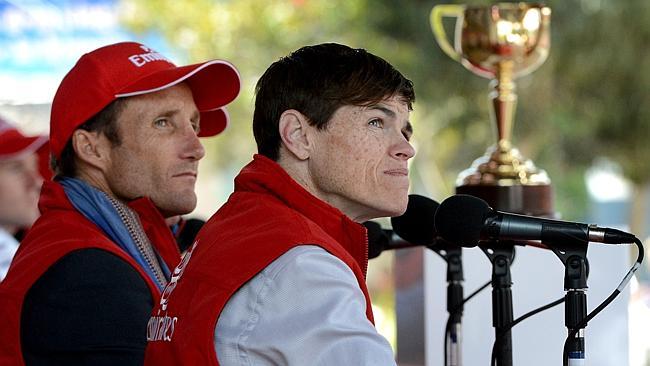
[21,249,153,366]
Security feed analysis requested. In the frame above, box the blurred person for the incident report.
[146,43,415,365]
[0,41,240,365]
[0,117,48,280]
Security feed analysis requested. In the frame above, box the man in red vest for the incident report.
[0,42,240,365]
[0,117,48,281]
[145,43,415,365]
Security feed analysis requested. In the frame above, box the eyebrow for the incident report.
[156,108,201,123]
[371,105,396,118]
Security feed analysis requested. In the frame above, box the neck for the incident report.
[276,155,368,223]
[73,169,117,201]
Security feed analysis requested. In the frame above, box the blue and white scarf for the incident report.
[60,177,170,291]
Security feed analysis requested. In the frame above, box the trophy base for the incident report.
[456,143,551,186]
[456,183,554,217]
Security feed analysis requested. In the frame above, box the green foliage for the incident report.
[120,0,373,171]
[120,0,649,221]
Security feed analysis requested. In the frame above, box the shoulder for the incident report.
[18,211,112,255]
[215,191,321,232]
[264,245,356,282]
[10,213,128,276]
[194,197,333,264]
[215,246,395,366]
[221,245,364,327]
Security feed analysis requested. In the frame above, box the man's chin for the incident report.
[361,205,407,222]
[383,198,409,218]
[156,198,197,218]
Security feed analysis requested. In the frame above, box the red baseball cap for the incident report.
[0,117,48,160]
[50,41,241,159]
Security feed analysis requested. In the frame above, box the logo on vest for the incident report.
[147,241,198,342]
[147,313,177,342]
[160,241,196,311]
[128,45,172,67]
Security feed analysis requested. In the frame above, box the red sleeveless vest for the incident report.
[145,155,373,366]
[0,181,180,366]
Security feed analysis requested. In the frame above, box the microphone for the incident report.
[364,194,440,259]
[364,221,419,259]
[391,194,439,246]
[434,194,636,247]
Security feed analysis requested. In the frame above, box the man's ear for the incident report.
[71,129,111,170]
[278,109,312,160]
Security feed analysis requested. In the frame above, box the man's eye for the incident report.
[154,118,169,128]
[368,118,383,128]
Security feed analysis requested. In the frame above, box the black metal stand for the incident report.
[548,241,589,366]
[481,241,515,366]
[430,242,464,366]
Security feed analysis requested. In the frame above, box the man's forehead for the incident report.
[119,84,197,113]
[121,82,194,103]
[365,96,410,110]
[362,101,410,117]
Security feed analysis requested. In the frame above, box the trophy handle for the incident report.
[430,4,464,62]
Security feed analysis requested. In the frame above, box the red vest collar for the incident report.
[235,154,369,276]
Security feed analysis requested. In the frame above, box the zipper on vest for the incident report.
[110,198,168,289]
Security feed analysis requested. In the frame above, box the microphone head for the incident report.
[434,194,492,247]
[363,221,388,259]
[391,194,439,245]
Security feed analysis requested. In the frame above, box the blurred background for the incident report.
[1,0,648,364]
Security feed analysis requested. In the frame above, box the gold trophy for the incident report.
[431,2,553,215]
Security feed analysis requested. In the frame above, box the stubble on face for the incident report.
[102,83,204,217]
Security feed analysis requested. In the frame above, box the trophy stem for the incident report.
[489,60,517,153]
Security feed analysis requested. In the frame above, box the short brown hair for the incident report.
[253,43,415,160]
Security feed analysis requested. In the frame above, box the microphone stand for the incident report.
[547,240,589,366]
[480,240,515,366]
[430,241,464,366]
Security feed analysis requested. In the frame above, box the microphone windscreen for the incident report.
[363,221,387,259]
[434,194,491,246]
[391,194,439,245]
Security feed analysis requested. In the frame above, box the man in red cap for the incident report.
[0,117,48,281]
[0,42,240,365]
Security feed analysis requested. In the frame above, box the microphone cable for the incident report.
[442,244,517,365]
[444,280,491,366]
[490,296,565,366]
[482,236,642,366]
[561,236,643,366]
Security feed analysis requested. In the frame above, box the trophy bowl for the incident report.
[432,3,551,79]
